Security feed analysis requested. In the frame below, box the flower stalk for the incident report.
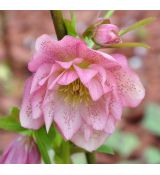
[50,10,67,40]
[86,152,96,164]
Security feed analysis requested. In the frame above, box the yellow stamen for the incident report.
[58,79,91,106]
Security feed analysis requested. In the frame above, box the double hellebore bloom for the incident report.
[0,136,40,164]
[93,24,121,46]
[20,34,145,151]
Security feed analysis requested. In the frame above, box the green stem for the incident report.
[50,10,67,40]
[86,152,96,164]
[62,141,72,164]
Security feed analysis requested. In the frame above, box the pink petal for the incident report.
[113,68,145,107]
[86,78,104,101]
[35,34,63,58]
[53,97,82,140]
[104,117,116,134]
[112,54,128,67]
[90,64,107,84]
[20,77,44,130]
[42,90,57,132]
[39,64,61,86]
[29,34,75,72]
[105,91,122,120]
[81,98,107,130]
[58,35,87,58]
[74,65,98,84]
[78,46,120,69]
[72,125,108,152]
[56,58,83,69]
[57,70,78,85]
[31,86,46,119]
[90,64,112,94]
[83,124,93,141]
[30,63,52,94]
[48,72,65,90]
[28,52,55,72]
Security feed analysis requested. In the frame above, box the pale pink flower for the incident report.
[93,24,121,45]
[0,136,40,164]
[20,34,145,151]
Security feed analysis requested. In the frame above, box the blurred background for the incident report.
[0,10,160,164]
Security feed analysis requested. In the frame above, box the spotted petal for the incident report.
[20,77,43,130]
[72,125,108,152]
[113,67,145,107]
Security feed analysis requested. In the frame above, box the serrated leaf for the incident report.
[97,144,114,155]
[104,10,115,18]
[142,103,160,136]
[0,107,26,132]
[107,42,150,49]
[119,17,156,36]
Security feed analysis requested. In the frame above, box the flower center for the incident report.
[58,79,91,106]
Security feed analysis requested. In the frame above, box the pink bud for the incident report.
[0,136,40,164]
[93,24,121,46]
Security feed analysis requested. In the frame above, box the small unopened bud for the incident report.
[93,24,121,46]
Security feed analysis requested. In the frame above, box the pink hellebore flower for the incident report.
[93,24,121,45]
[0,136,40,164]
[20,34,145,151]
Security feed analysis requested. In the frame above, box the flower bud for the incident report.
[93,24,121,46]
[0,135,40,164]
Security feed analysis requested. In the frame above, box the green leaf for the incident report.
[119,17,156,36]
[64,13,77,37]
[106,130,140,157]
[142,103,160,136]
[143,147,160,163]
[84,36,94,48]
[0,107,26,132]
[97,144,114,155]
[34,127,55,164]
[107,42,150,49]
[104,10,115,18]
[70,11,76,30]
[53,140,72,164]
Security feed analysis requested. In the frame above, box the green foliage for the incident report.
[119,17,156,36]
[0,107,26,132]
[84,36,95,48]
[51,126,72,164]
[107,42,150,49]
[106,130,140,157]
[34,127,55,164]
[53,140,72,164]
[104,10,115,18]
[64,12,77,37]
[143,147,160,163]
[97,144,114,155]
[142,103,160,136]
